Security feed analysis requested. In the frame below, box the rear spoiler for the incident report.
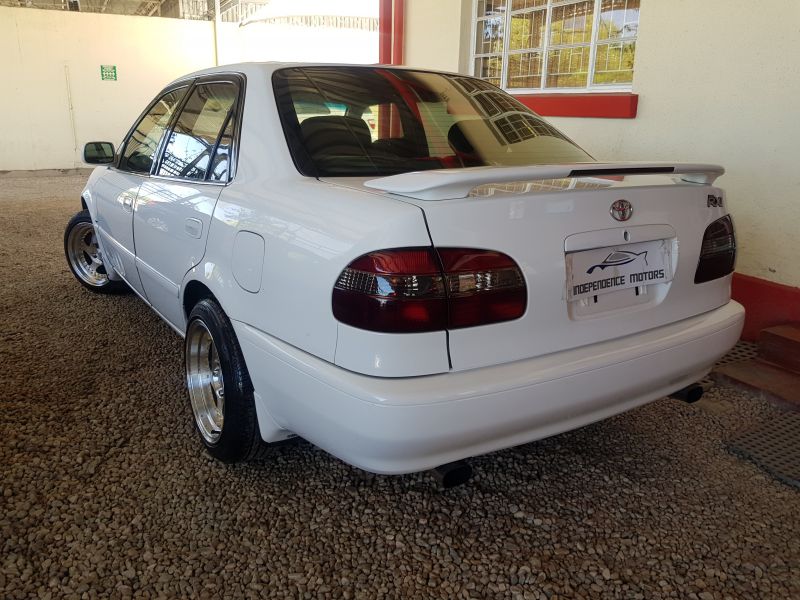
[364,163,725,201]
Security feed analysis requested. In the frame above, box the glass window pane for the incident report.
[494,112,565,145]
[474,56,503,87]
[473,89,525,116]
[477,0,507,18]
[546,46,590,88]
[593,40,636,84]
[598,0,640,41]
[417,101,457,157]
[365,103,404,141]
[273,67,593,177]
[475,17,505,55]
[208,116,234,182]
[507,52,543,88]
[510,9,546,50]
[549,0,594,46]
[158,83,237,181]
[511,0,546,10]
[120,88,186,174]
[472,0,638,91]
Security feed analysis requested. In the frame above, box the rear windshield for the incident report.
[273,67,594,177]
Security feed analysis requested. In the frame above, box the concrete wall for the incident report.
[0,7,216,171]
[403,0,800,288]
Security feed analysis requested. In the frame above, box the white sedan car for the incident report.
[65,63,744,482]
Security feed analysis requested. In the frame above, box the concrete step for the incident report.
[759,324,800,374]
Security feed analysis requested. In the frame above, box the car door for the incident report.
[93,85,189,299]
[133,76,242,330]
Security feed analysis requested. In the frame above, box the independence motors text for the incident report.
[572,269,666,297]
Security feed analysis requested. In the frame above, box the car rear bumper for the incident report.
[235,301,744,474]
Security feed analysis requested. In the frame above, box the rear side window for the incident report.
[157,82,238,182]
[119,87,187,174]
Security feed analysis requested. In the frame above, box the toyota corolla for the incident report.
[65,63,745,479]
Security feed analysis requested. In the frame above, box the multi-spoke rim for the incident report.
[66,222,109,287]
[186,319,225,444]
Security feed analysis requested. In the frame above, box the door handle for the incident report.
[122,195,134,213]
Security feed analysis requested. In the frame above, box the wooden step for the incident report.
[716,358,800,408]
[759,324,800,374]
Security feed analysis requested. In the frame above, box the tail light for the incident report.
[332,247,526,333]
[694,215,736,283]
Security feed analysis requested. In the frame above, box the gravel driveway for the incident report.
[1,172,799,599]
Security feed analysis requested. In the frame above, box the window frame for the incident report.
[114,83,190,175]
[470,0,638,94]
[114,72,246,186]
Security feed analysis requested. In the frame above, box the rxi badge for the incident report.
[610,199,633,222]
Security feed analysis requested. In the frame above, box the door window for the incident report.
[157,82,238,182]
[119,87,187,174]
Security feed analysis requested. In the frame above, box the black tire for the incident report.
[185,298,264,463]
[63,209,127,294]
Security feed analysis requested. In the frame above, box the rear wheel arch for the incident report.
[80,196,88,211]
[185,297,265,462]
[183,279,219,322]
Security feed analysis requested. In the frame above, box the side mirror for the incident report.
[84,141,115,164]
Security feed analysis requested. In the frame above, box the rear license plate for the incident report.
[566,239,673,301]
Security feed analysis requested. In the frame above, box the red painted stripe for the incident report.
[514,92,639,119]
[392,0,404,65]
[732,273,800,341]
[379,0,392,65]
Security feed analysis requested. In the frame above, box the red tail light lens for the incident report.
[332,247,526,333]
[694,215,736,284]
[332,248,447,333]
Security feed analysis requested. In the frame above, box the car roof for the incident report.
[167,62,460,87]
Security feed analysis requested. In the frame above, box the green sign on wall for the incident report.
[100,65,117,81]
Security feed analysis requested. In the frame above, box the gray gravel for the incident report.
[2,172,799,599]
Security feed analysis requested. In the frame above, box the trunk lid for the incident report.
[324,164,732,371]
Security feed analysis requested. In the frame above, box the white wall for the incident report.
[404,0,472,73]
[217,0,379,65]
[218,22,378,65]
[404,0,800,288]
[549,0,800,287]
[0,5,381,171]
[0,7,216,171]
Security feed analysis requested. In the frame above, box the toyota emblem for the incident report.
[610,199,633,222]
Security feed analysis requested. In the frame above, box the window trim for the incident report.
[113,72,247,186]
[151,73,247,186]
[114,82,191,175]
[470,0,638,95]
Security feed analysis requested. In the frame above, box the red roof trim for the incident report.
[513,92,639,119]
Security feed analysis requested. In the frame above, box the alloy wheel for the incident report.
[186,319,226,444]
